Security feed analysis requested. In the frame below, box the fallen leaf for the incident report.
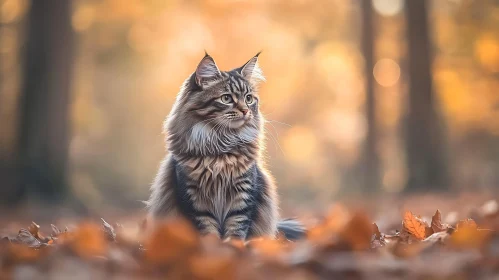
[225,238,246,252]
[306,204,350,244]
[28,222,40,237]
[456,219,478,231]
[384,233,402,245]
[372,223,381,240]
[423,231,449,244]
[371,223,386,249]
[339,212,372,250]
[14,229,44,248]
[189,253,236,280]
[101,218,117,242]
[69,223,108,258]
[403,211,426,240]
[51,224,61,237]
[431,210,446,233]
[144,218,200,265]
[5,243,43,262]
[247,237,285,258]
[450,227,490,249]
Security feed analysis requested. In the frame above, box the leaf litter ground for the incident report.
[2,194,499,279]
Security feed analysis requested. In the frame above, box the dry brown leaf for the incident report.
[423,231,450,244]
[144,218,200,265]
[28,221,48,242]
[69,222,108,258]
[402,211,426,240]
[51,224,61,237]
[28,222,40,237]
[431,210,446,233]
[372,223,381,240]
[306,204,350,244]
[14,229,43,248]
[101,218,116,242]
[383,231,402,245]
[339,212,372,250]
[371,223,385,249]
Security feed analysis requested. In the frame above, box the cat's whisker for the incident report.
[263,127,278,153]
[210,119,228,151]
[199,116,223,131]
[265,120,281,139]
[265,119,292,127]
[264,127,285,156]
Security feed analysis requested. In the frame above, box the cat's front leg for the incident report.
[247,166,279,239]
[223,214,251,240]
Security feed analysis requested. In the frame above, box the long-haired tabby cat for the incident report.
[146,52,304,240]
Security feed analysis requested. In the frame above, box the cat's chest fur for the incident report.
[175,153,257,231]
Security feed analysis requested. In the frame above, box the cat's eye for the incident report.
[245,95,254,104]
[220,94,233,104]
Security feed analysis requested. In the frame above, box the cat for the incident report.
[146,52,305,240]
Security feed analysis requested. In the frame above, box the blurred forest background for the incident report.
[0,0,498,215]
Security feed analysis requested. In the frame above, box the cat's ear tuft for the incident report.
[238,52,265,85]
[195,53,221,87]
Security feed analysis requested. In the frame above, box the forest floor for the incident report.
[1,192,498,279]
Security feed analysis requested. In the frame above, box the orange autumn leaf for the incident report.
[226,238,246,252]
[247,237,285,258]
[6,243,44,262]
[144,218,200,265]
[189,253,236,280]
[456,219,478,231]
[307,204,350,244]
[339,212,372,250]
[69,223,108,258]
[450,227,490,249]
[402,211,426,240]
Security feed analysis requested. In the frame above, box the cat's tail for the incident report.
[277,218,306,240]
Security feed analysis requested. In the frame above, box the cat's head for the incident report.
[166,53,266,155]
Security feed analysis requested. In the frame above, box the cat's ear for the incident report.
[238,52,265,85]
[195,53,221,87]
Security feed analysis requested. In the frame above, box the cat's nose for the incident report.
[241,109,249,115]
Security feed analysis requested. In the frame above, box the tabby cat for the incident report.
[146,53,304,240]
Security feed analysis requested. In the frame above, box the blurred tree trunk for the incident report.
[405,0,449,191]
[9,0,74,204]
[361,0,380,192]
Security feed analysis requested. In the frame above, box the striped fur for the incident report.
[147,53,279,239]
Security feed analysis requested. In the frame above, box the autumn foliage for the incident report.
[2,200,499,279]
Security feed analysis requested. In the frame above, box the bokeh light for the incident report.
[475,34,499,73]
[372,0,404,17]
[373,58,401,87]
[72,4,95,32]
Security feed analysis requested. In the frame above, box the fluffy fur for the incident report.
[147,53,304,240]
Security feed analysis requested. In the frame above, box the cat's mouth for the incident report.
[224,112,251,128]
[225,114,251,129]
[227,117,247,128]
